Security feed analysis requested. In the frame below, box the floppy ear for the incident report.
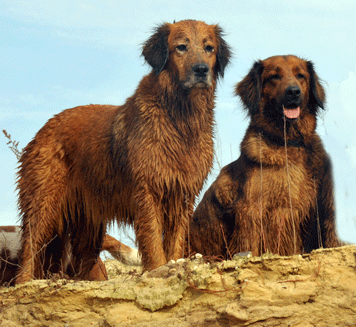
[307,61,326,113]
[235,60,264,115]
[142,24,170,75]
[214,26,232,79]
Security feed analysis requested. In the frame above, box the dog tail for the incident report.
[102,234,141,266]
[0,226,22,260]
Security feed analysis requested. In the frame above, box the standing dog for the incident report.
[189,55,341,258]
[16,20,231,283]
[0,226,140,286]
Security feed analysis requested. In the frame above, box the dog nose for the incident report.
[285,86,301,99]
[192,63,209,77]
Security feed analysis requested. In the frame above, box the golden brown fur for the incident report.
[189,55,341,258]
[16,20,231,283]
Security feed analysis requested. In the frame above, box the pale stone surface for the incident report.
[0,245,355,326]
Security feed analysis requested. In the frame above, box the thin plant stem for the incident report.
[283,108,297,254]
[258,132,264,255]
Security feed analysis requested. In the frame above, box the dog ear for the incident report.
[142,24,170,75]
[307,61,326,113]
[235,61,264,115]
[214,26,232,79]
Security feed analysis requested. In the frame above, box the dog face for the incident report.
[262,56,311,121]
[236,55,325,123]
[142,20,231,89]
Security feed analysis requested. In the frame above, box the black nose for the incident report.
[285,86,301,99]
[192,63,209,77]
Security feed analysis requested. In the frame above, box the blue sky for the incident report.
[1,1,356,247]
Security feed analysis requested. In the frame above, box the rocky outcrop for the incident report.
[0,245,355,326]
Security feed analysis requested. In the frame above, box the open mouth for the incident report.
[283,105,300,119]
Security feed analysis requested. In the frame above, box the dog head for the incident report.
[142,20,231,89]
[236,55,325,122]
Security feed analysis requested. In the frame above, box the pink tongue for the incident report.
[284,107,300,119]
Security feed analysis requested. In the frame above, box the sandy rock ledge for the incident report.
[0,245,355,326]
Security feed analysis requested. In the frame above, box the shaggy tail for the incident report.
[102,234,141,266]
[0,226,22,260]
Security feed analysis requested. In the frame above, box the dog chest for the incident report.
[127,116,214,190]
[244,157,317,218]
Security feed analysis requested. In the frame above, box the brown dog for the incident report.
[15,20,231,283]
[0,226,140,286]
[189,55,341,258]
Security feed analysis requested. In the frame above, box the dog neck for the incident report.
[153,71,216,114]
[241,127,308,166]
[140,72,217,141]
[251,125,305,148]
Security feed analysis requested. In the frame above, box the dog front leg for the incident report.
[134,187,166,271]
[164,196,193,262]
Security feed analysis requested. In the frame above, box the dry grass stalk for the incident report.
[283,110,297,254]
[2,130,23,160]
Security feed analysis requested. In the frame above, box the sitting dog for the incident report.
[189,55,341,258]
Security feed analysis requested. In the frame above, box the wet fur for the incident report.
[16,20,231,283]
[189,55,341,258]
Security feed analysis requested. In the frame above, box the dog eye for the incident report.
[297,73,305,79]
[176,44,187,52]
[269,74,280,81]
[205,45,214,53]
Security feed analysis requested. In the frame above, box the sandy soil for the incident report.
[0,245,355,326]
